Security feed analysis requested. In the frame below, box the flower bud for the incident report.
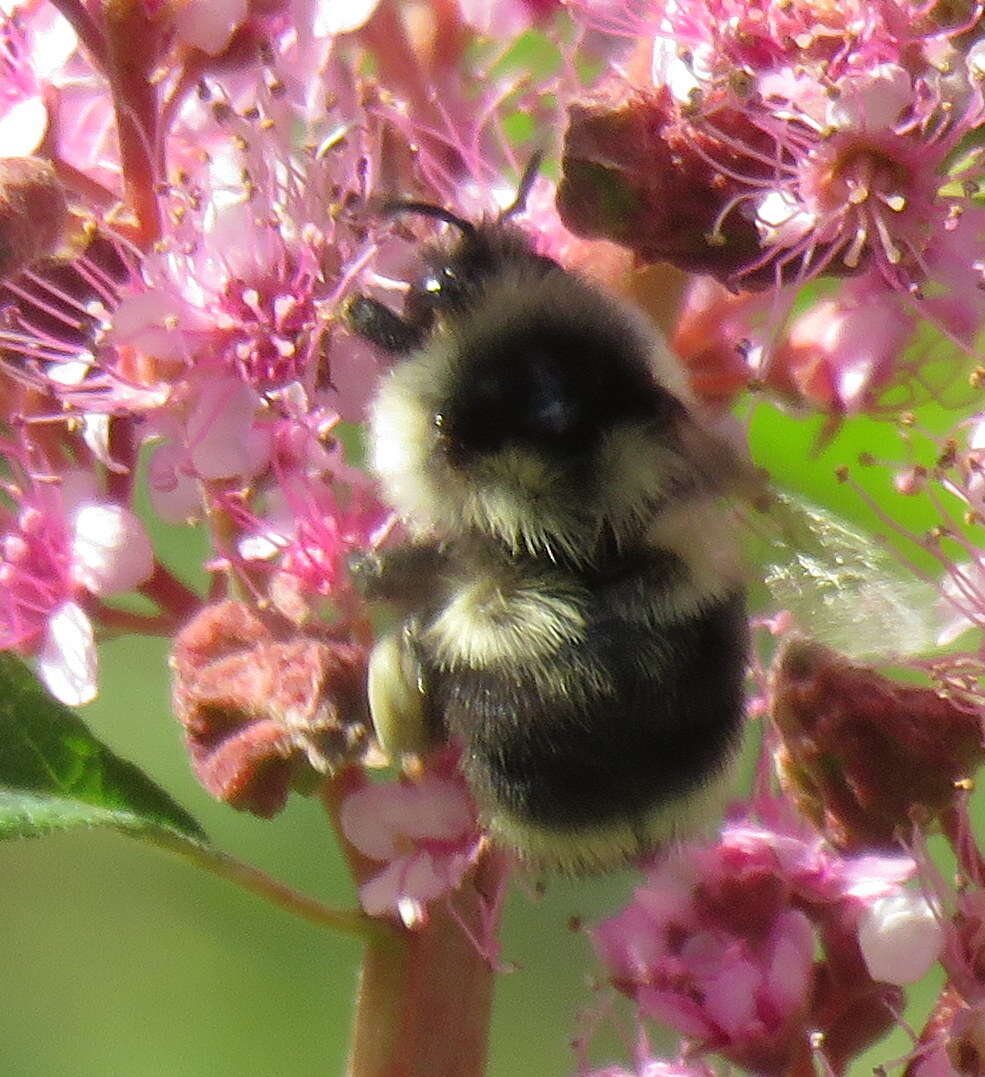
[770,639,985,851]
[948,1004,985,1075]
[171,601,370,817]
[671,278,759,410]
[858,892,943,985]
[0,157,68,278]
[905,989,985,1076]
[558,88,767,285]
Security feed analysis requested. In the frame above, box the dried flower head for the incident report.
[770,637,985,852]
[171,600,371,817]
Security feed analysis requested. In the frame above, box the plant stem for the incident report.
[139,561,203,621]
[103,0,163,246]
[145,826,381,941]
[347,849,507,1077]
[47,0,108,68]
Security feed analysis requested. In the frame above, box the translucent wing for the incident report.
[744,491,945,660]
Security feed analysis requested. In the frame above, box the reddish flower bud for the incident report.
[557,87,768,285]
[903,986,985,1076]
[0,158,68,278]
[944,1002,985,1075]
[171,600,370,817]
[770,639,985,852]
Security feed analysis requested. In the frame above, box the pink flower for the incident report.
[593,808,916,1074]
[341,768,482,928]
[0,443,153,704]
[0,2,79,157]
[170,0,249,56]
[561,0,985,404]
[239,448,391,603]
[1,2,118,185]
[767,279,915,414]
[152,373,271,487]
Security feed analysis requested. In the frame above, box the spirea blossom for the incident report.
[0,0,582,731]
[340,761,482,928]
[565,2,985,292]
[562,0,985,407]
[0,437,153,703]
[592,810,917,1073]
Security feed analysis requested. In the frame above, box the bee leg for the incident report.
[345,295,426,355]
[348,543,448,607]
[367,621,433,757]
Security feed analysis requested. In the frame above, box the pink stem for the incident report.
[103,1,163,246]
[347,850,506,1077]
[139,562,202,621]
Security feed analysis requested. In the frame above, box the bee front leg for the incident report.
[345,295,427,355]
[351,543,448,758]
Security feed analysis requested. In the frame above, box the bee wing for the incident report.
[743,491,945,660]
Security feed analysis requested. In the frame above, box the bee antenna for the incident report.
[499,150,545,221]
[382,200,477,239]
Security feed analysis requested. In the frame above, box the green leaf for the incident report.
[0,652,206,844]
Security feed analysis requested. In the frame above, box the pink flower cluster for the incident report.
[0,0,572,903]
[563,0,985,416]
[340,758,483,928]
[591,807,921,1075]
[0,0,574,711]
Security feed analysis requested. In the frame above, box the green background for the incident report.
[0,404,957,1074]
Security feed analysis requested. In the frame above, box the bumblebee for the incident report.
[347,176,749,872]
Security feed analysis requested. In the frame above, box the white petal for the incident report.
[71,503,154,595]
[81,415,121,472]
[172,0,248,55]
[0,97,48,157]
[37,602,97,706]
[358,861,406,917]
[828,64,912,130]
[313,0,381,35]
[859,892,944,985]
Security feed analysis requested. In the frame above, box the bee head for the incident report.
[370,237,698,563]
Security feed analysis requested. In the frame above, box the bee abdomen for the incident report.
[426,590,747,867]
